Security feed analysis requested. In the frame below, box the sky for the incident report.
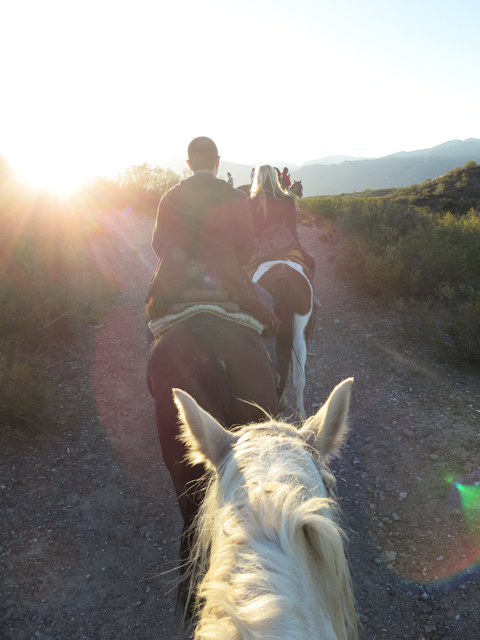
[1,0,479,190]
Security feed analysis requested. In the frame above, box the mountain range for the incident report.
[164,139,480,197]
[294,138,480,196]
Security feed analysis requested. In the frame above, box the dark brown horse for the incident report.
[253,261,314,421]
[147,312,278,610]
[236,184,251,196]
[290,179,303,198]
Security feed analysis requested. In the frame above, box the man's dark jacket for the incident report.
[147,172,278,336]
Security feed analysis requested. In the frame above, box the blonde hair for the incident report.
[250,164,290,216]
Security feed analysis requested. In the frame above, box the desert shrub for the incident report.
[112,163,181,215]
[443,286,480,363]
[300,195,343,221]
[0,180,114,425]
[464,160,477,169]
[299,195,480,363]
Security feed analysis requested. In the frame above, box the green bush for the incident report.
[299,194,480,363]
[0,178,114,426]
[444,286,480,363]
[113,163,181,215]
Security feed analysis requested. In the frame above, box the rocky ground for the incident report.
[1,211,480,639]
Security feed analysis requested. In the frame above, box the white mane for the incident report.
[182,421,358,640]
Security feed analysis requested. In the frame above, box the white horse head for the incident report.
[174,378,359,640]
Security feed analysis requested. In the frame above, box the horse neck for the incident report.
[193,439,358,640]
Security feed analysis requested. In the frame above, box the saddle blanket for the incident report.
[148,303,265,338]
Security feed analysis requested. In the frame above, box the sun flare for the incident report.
[13,158,86,195]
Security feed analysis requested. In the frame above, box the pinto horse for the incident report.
[253,259,314,420]
[174,378,358,640]
[147,313,278,608]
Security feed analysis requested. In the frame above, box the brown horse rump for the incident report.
[244,249,313,281]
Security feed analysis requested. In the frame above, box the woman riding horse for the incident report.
[248,165,318,419]
[249,165,314,274]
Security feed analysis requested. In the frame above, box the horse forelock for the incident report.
[188,422,358,640]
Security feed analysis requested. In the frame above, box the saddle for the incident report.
[158,288,241,315]
[147,282,280,340]
[148,300,265,339]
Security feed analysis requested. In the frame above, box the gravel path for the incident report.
[1,211,479,639]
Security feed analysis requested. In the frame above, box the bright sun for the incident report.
[3,144,91,195]
[13,158,86,194]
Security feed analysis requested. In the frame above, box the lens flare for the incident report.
[454,481,480,536]
[367,468,480,589]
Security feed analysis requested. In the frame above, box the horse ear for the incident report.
[300,180,302,183]
[173,388,238,470]
[299,378,353,457]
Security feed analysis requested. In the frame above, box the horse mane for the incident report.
[184,422,359,640]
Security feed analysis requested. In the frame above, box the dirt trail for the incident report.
[1,212,480,640]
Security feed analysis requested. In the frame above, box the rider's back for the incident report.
[148,173,254,310]
[249,193,298,242]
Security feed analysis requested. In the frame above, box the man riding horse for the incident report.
[146,137,278,337]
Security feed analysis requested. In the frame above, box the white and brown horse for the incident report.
[175,378,358,640]
[253,259,314,420]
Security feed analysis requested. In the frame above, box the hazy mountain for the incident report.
[386,139,479,159]
[162,157,298,189]
[217,162,254,187]
[300,155,370,167]
[293,139,480,197]
[254,161,300,172]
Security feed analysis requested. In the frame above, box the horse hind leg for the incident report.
[292,311,311,422]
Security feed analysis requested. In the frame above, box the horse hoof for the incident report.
[296,411,307,423]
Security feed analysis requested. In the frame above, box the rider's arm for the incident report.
[151,195,167,259]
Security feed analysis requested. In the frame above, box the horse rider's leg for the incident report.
[299,247,321,309]
[252,281,277,368]
[146,319,155,348]
[292,311,311,422]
